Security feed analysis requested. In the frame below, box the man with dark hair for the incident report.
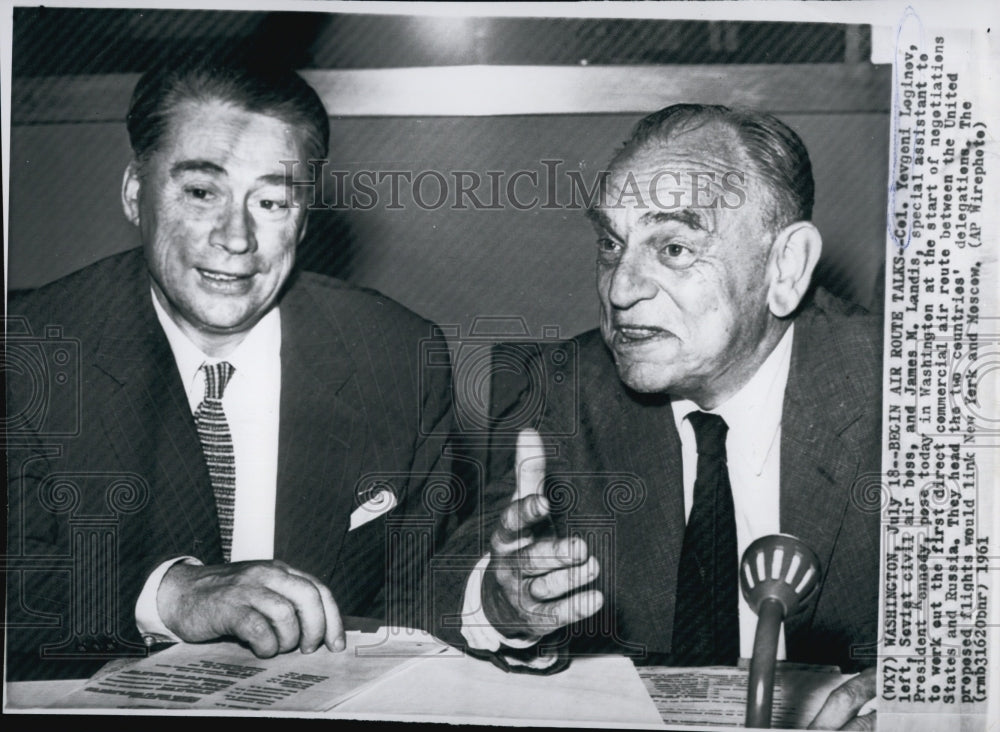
[432,104,880,729]
[6,57,454,681]
[126,57,330,168]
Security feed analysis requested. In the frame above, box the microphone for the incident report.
[740,534,821,729]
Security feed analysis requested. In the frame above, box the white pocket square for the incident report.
[349,490,398,531]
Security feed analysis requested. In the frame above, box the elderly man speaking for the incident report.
[433,104,881,731]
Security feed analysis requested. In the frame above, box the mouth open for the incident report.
[611,324,676,349]
[615,325,668,340]
[197,268,254,289]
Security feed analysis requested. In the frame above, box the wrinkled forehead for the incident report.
[617,121,752,176]
[597,122,770,228]
[159,97,311,163]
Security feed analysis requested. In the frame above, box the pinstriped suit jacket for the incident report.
[432,288,881,673]
[6,248,455,680]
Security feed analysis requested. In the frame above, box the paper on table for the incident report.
[334,649,664,725]
[638,663,854,729]
[44,628,450,712]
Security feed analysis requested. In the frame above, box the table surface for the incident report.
[4,651,664,725]
[3,639,848,728]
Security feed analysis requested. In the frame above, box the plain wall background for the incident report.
[9,111,887,342]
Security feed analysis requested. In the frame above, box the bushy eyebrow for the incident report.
[169,160,225,178]
[585,206,610,231]
[636,209,706,231]
[585,207,707,235]
[169,162,291,188]
[257,173,292,187]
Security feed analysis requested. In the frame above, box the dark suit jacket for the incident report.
[6,248,456,680]
[431,289,882,674]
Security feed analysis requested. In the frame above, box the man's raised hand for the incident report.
[157,559,346,657]
[481,428,603,640]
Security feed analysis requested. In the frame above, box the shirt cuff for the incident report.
[135,556,202,646]
[460,553,538,651]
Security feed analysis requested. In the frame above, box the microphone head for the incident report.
[740,534,821,618]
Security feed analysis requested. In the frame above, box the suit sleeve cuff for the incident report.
[135,556,202,645]
[460,553,539,651]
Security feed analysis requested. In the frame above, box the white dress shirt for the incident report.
[462,325,795,663]
[670,324,794,660]
[135,290,282,639]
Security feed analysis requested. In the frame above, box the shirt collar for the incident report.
[150,287,281,400]
[671,324,795,475]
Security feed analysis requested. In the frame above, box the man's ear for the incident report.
[121,160,142,227]
[766,221,822,318]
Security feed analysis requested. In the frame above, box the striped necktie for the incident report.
[195,362,237,562]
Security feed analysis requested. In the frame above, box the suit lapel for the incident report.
[93,255,221,561]
[779,303,866,643]
[579,343,686,654]
[618,387,686,653]
[779,404,858,642]
[273,280,367,581]
[93,262,368,572]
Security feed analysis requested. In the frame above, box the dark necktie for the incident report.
[195,362,237,562]
[671,411,740,666]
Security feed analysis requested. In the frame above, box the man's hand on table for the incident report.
[807,666,877,730]
[157,559,345,657]
[481,428,604,641]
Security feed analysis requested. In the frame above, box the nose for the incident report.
[210,201,256,254]
[606,249,657,310]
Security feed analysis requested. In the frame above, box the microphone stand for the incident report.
[745,596,784,728]
[740,534,821,730]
